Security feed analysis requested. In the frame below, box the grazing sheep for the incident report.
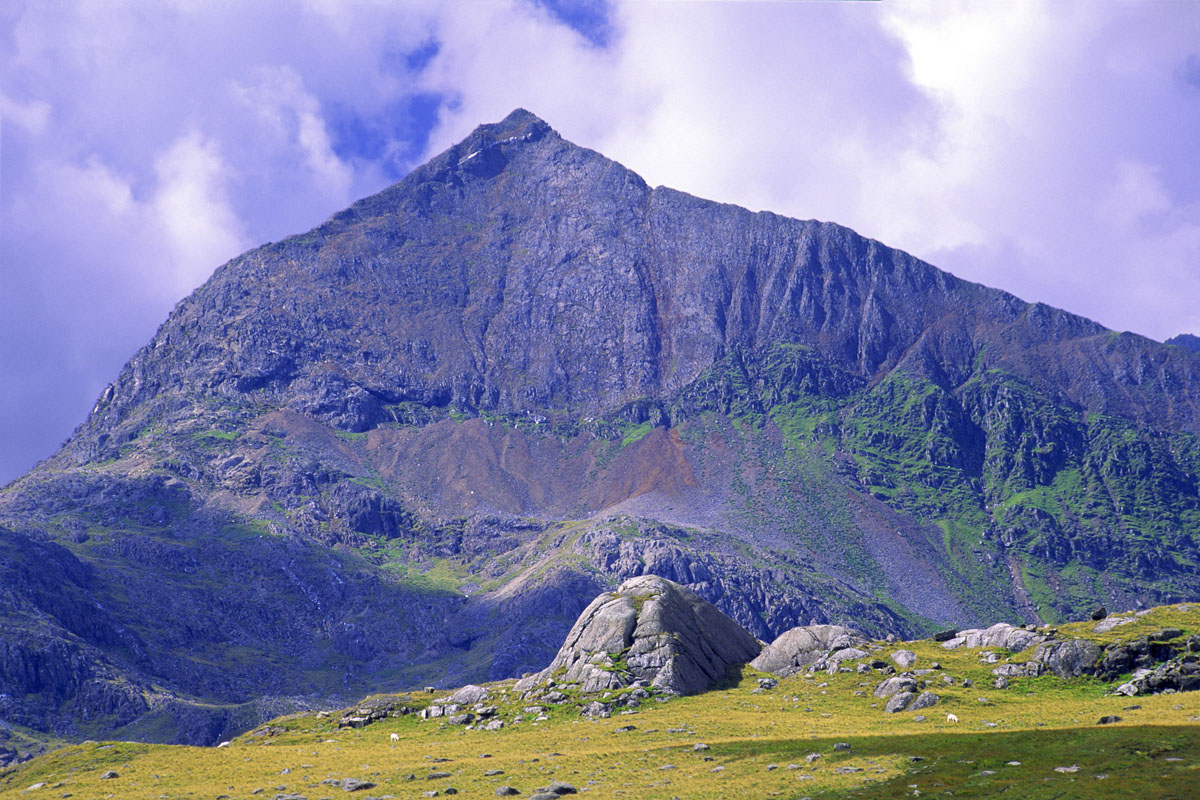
[946,713,959,723]
[390,733,400,742]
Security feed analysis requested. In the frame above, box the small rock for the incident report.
[340,778,376,792]
[428,771,452,780]
[99,772,119,780]
[884,691,916,713]
[660,764,676,770]
[910,692,940,711]
[536,781,577,795]
[1091,607,1107,621]
[833,742,851,751]
[805,753,822,763]
[1150,628,1184,642]
[581,701,611,719]
[890,650,917,669]
[693,743,710,751]
[495,788,520,797]
[1097,715,1122,725]
[1054,765,1080,773]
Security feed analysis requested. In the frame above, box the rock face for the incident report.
[751,625,867,676]
[530,575,761,695]
[1029,639,1104,678]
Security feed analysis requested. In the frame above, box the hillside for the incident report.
[2,601,1197,799]
[1,109,1199,746]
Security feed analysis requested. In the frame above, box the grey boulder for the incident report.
[940,623,1046,653]
[874,676,917,698]
[1031,638,1103,678]
[531,575,761,696]
[750,625,867,676]
[449,685,489,706]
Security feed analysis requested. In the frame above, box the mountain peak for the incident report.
[1166,333,1200,353]
[497,107,549,130]
[457,107,554,157]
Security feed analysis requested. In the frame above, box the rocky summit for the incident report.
[521,575,761,696]
[2,109,1200,747]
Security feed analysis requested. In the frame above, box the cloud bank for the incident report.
[2,0,1198,483]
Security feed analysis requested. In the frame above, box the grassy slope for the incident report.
[3,605,1197,800]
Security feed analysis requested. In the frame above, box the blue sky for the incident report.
[2,0,1199,484]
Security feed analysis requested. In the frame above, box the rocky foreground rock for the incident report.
[751,624,868,676]
[520,575,762,696]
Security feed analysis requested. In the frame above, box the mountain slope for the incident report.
[2,109,1198,745]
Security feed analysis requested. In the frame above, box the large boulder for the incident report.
[750,625,867,676]
[940,623,1046,653]
[526,575,761,696]
[1030,638,1103,678]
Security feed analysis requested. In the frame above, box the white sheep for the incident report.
[217,741,230,748]
[390,733,400,742]
[946,713,959,723]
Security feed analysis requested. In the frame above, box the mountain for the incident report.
[2,109,1199,746]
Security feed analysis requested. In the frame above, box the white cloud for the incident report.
[1098,160,1173,233]
[152,132,248,297]
[232,66,354,207]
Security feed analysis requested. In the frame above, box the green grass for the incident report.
[191,429,239,442]
[619,421,654,448]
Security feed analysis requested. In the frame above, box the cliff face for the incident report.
[3,109,1199,746]
[61,109,1200,462]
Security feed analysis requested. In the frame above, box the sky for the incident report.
[2,0,1199,485]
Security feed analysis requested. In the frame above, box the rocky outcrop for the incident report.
[751,625,867,676]
[525,575,761,696]
[1030,639,1104,678]
[986,629,1199,698]
[940,623,1047,653]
